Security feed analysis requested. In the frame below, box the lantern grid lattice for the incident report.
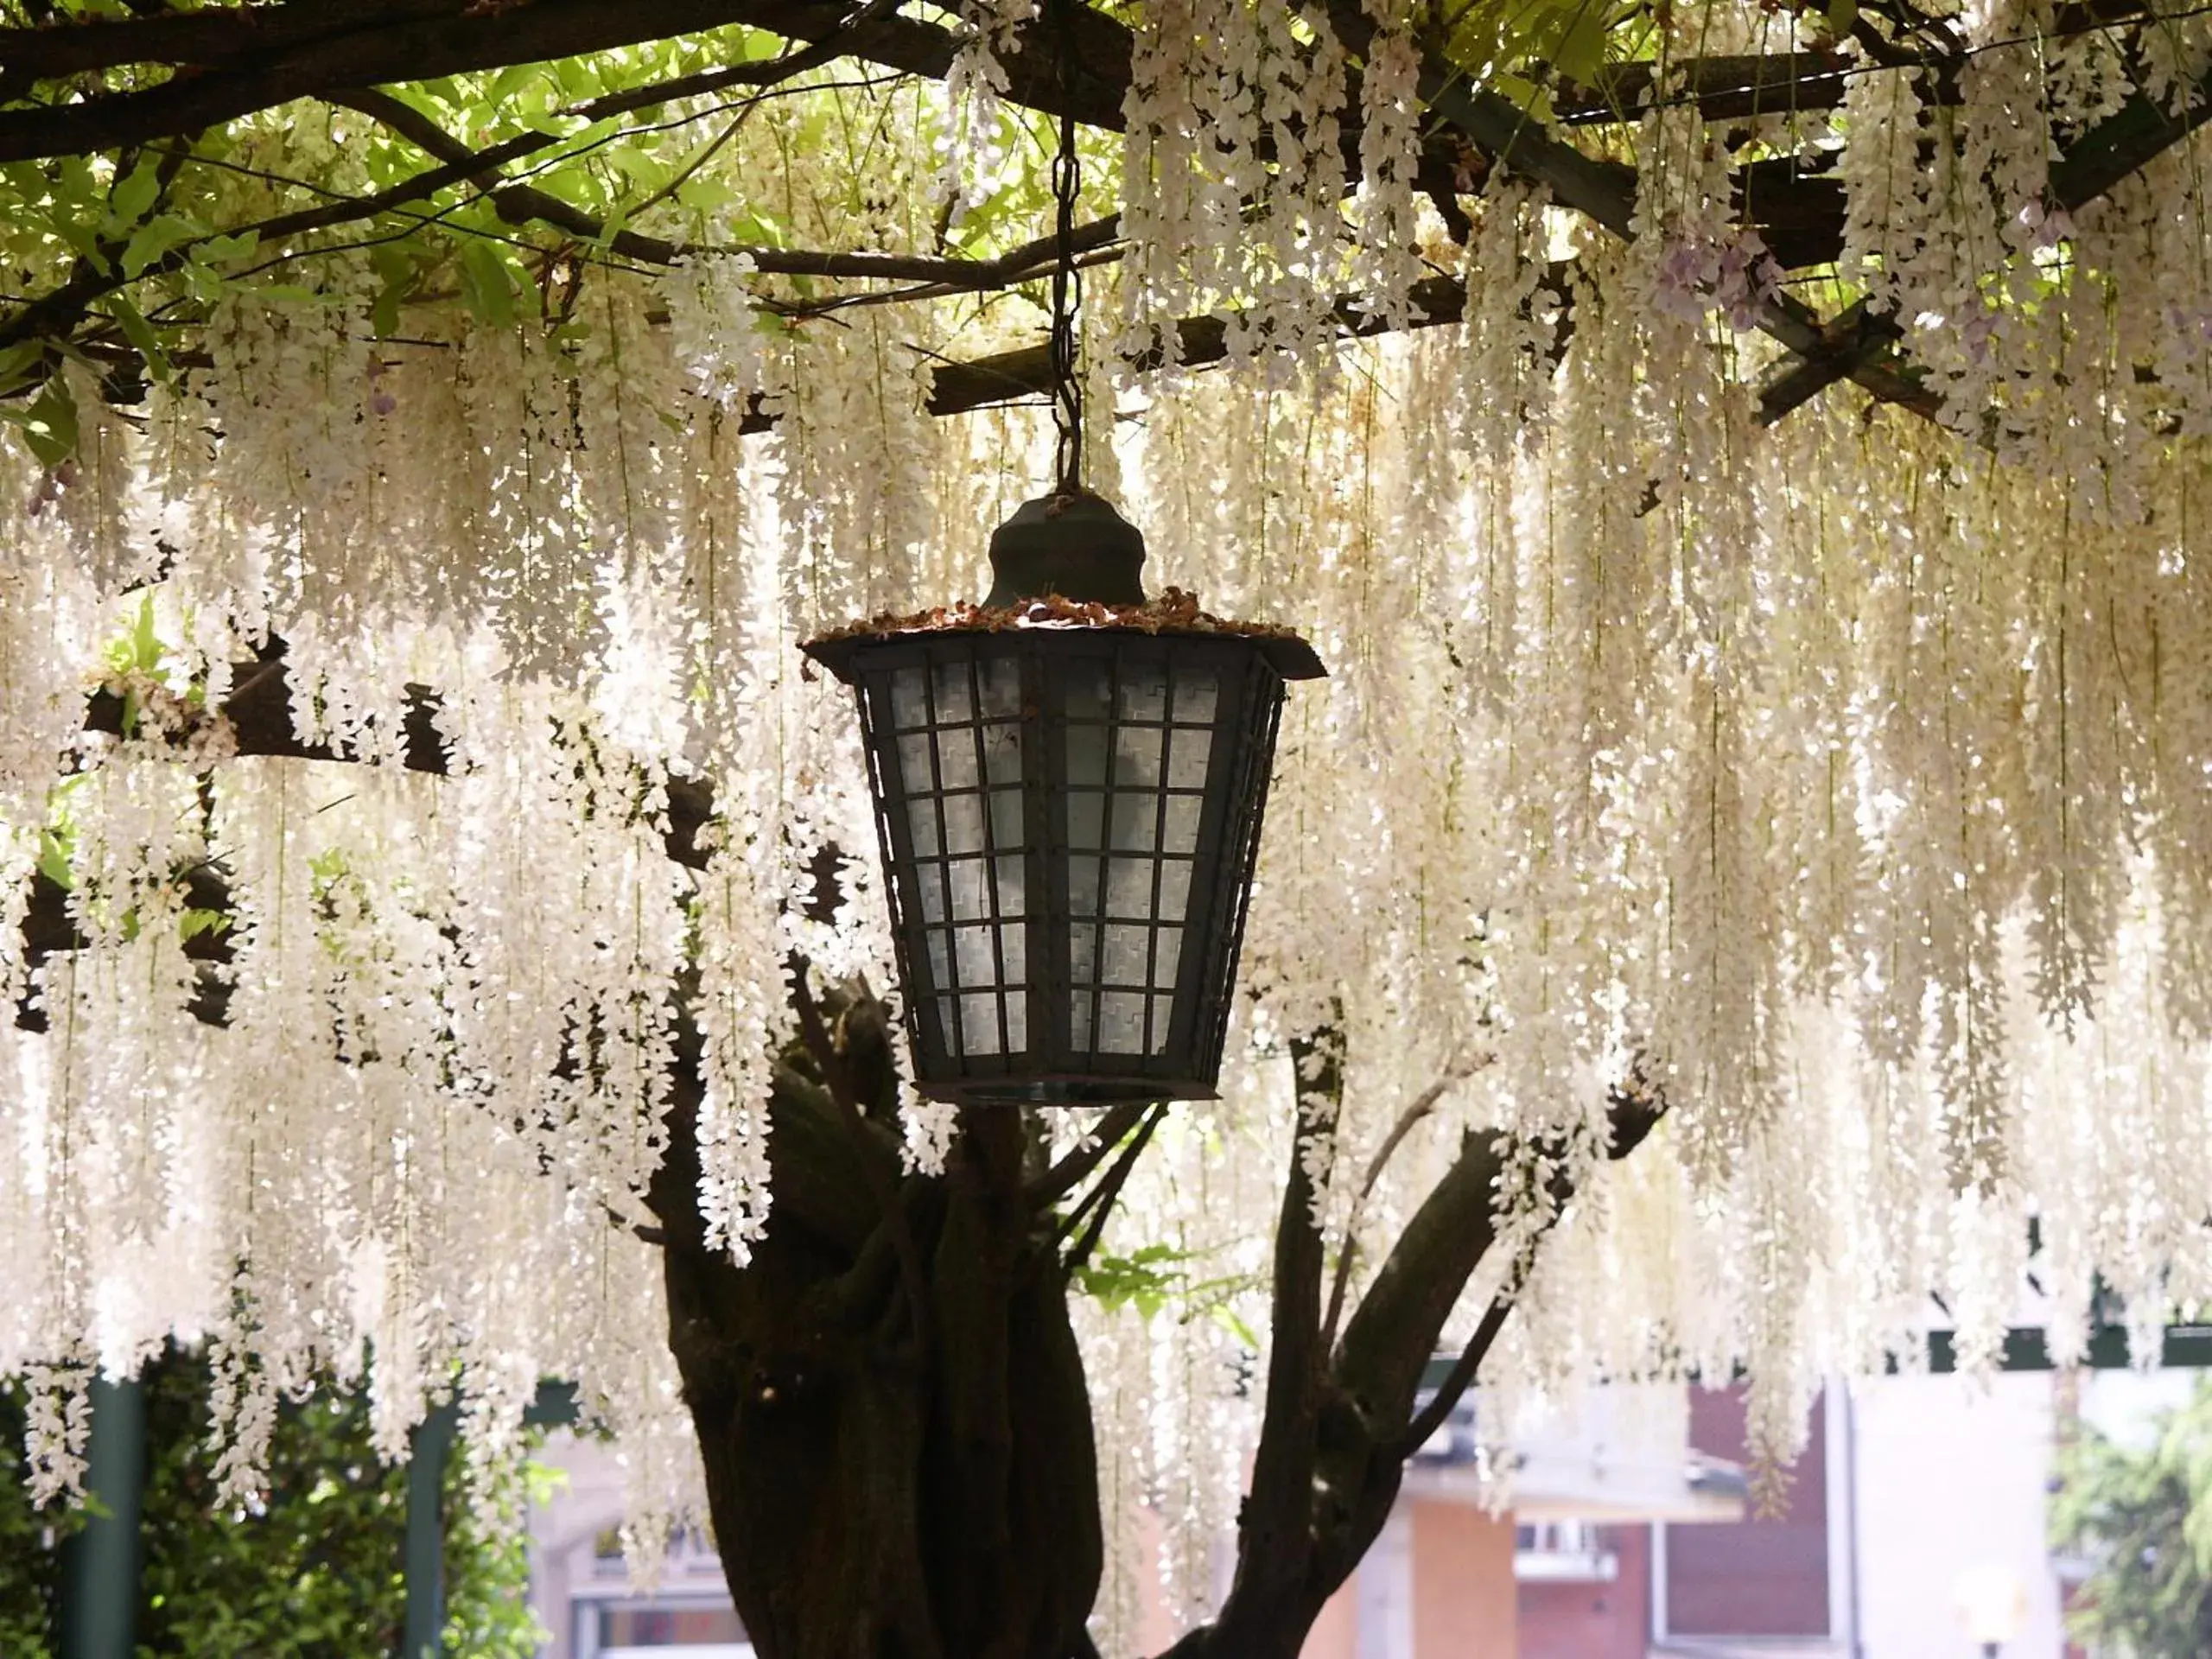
[812,624,1317,1105]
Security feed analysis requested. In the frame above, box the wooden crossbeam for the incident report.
[16,639,718,1030]
[0,0,2200,450]
[1309,2,1951,429]
[1756,71,2212,426]
[0,0,1130,164]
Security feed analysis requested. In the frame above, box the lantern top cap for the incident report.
[985,489,1146,607]
[800,586,1326,684]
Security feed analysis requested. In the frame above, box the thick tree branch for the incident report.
[1381,1077,1677,1469]
[1391,1298,1512,1459]
[0,0,1132,164]
[1319,1064,1476,1355]
[0,0,460,79]
[789,964,934,1345]
[1211,1030,1344,1626]
[1162,1077,1669,1659]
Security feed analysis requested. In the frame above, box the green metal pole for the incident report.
[398,1380,576,1658]
[400,1402,459,1659]
[56,1375,147,1659]
[1924,1321,2212,1371]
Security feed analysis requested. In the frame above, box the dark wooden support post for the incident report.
[56,1375,146,1659]
[400,1401,460,1659]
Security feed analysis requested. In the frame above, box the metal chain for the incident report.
[1048,0,1084,495]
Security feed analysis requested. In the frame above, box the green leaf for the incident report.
[1551,0,1611,88]
[105,295,174,386]
[1211,1307,1262,1350]
[130,591,162,673]
[366,240,420,339]
[120,213,199,279]
[0,342,48,399]
[1826,0,1860,35]
[1073,1243,1199,1318]
[195,230,262,264]
[371,282,404,339]
[179,908,232,943]
[488,62,543,107]
[35,827,72,891]
[20,375,77,467]
[458,238,522,328]
[610,146,671,194]
[674,175,736,216]
[1490,70,1558,119]
[107,157,162,229]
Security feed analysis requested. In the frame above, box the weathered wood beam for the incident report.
[905,269,1521,422]
[0,0,456,79]
[1315,0,1946,425]
[1755,67,2212,424]
[1554,51,1859,125]
[1551,0,2159,124]
[16,637,717,1026]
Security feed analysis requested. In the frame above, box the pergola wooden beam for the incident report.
[0,0,2202,444]
[15,638,718,1032]
[1755,68,2212,424]
[1306,2,1949,425]
[1548,0,2156,125]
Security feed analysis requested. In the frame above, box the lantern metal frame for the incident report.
[806,619,1321,1105]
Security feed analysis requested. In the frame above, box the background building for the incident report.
[524,1367,2183,1657]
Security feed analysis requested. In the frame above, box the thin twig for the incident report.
[1028,1098,1149,1209]
[1319,1062,1476,1354]
[1058,1103,1166,1275]
[334,83,996,283]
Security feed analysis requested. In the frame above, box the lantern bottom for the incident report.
[917,1074,1222,1108]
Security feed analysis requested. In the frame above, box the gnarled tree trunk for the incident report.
[647,976,1664,1659]
[650,983,1103,1659]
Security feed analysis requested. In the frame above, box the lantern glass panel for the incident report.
[1061,654,1227,1062]
[884,649,1034,1068]
[891,666,929,727]
[1099,991,1146,1052]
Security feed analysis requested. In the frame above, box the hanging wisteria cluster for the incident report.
[3,0,2212,1631]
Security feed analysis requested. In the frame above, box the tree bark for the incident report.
[645,969,1665,1659]
[649,984,1103,1659]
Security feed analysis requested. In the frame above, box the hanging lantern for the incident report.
[801,7,1320,1103]
[803,497,1323,1104]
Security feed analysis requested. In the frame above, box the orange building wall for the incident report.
[1408,1498,1518,1659]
